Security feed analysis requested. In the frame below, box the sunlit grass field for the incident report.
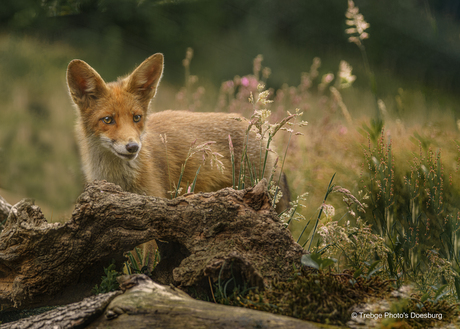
[0,33,458,211]
[1,34,459,236]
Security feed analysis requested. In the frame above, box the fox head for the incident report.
[66,53,164,161]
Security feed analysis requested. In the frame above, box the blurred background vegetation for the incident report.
[0,0,460,225]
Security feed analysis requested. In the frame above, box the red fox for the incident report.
[67,53,290,269]
[66,53,289,206]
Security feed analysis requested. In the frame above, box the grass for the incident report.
[0,35,83,220]
[206,2,460,326]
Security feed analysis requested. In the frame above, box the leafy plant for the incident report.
[301,252,336,271]
[124,247,159,275]
[92,262,120,295]
[212,260,257,306]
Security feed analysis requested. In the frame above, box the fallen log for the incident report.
[2,275,322,329]
[0,291,121,329]
[0,179,306,309]
[90,274,320,329]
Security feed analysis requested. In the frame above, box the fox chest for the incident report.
[84,152,142,194]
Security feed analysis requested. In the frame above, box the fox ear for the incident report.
[66,59,108,109]
[126,53,164,107]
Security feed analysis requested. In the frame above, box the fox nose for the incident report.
[125,142,139,154]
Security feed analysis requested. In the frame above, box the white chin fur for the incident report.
[111,148,138,161]
[99,137,140,161]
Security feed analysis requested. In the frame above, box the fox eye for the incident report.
[133,114,142,122]
[102,116,113,124]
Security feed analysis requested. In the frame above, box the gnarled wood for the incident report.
[0,179,306,309]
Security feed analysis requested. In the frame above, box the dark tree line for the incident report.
[1,0,460,93]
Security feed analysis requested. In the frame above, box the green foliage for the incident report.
[301,252,336,271]
[316,125,460,303]
[300,173,336,250]
[92,262,121,295]
[360,131,460,295]
[211,260,257,306]
[124,247,159,275]
[315,215,389,273]
[359,118,384,144]
[213,276,254,307]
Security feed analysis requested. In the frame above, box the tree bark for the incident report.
[0,179,306,309]
[0,291,121,329]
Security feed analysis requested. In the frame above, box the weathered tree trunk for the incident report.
[2,275,321,329]
[0,291,121,329]
[0,179,306,309]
